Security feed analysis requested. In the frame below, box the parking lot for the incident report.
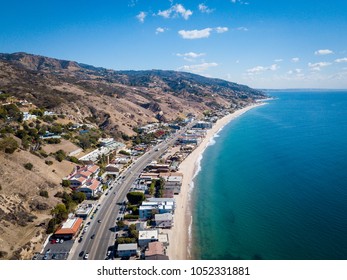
[34,239,74,260]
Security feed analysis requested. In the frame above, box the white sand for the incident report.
[166,103,265,260]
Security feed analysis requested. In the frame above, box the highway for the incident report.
[69,126,188,260]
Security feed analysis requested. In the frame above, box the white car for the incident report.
[84,253,89,260]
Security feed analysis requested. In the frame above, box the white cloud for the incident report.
[235,26,248,31]
[155,27,167,34]
[247,64,279,74]
[178,27,228,39]
[292,57,300,62]
[178,62,218,73]
[158,4,193,20]
[215,27,228,33]
[178,28,212,39]
[287,69,302,75]
[308,62,332,71]
[136,11,146,23]
[198,3,214,13]
[275,59,283,62]
[177,52,206,58]
[231,0,249,4]
[315,49,334,55]
[335,57,347,63]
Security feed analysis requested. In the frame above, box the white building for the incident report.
[138,230,159,247]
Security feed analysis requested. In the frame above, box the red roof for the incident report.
[55,218,83,236]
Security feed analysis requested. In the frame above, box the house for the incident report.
[54,217,83,240]
[117,243,138,258]
[66,165,99,188]
[138,230,159,247]
[139,201,175,219]
[105,164,121,177]
[193,121,212,129]
[145,241,165,257]
[155,213,173,228]
[77,178,102,199]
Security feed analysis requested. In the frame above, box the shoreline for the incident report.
[166,102,266,260]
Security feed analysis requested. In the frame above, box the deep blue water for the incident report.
[191,91,347,260]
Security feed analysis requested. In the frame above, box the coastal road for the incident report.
[69,124,194,260]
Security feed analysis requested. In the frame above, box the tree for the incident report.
[126,192,145,205]
[71,191,86,203]
[46,218,58,234]
[61,180,70,187]
[51,204,68,223]
[55,149,66,162]
[0,137,18,154]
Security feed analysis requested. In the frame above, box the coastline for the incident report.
[166,102,266,260]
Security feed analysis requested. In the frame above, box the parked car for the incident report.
[98,219,102,223]
[91,234,95,239]
[59,239,64,243]
[84,253,89,260]
[78,237,83,243]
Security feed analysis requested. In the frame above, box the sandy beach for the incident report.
[166,103,265,260]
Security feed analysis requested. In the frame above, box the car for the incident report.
[56,238,60,243]
[86,221,91,225]
[79,251,85,257]
[50,239,56,244]
[52,254,57,260]
[46,248,51,254]
[91,234,95,239]
[59,239,64,243]
[83,253,89,260]
[78,237,83,243]
[106,250,112,259]
[43,255,48,260]
[98,219,102,223]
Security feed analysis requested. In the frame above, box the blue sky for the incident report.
[1,0,347,89]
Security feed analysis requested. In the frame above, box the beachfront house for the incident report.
[154,213,173,228]
[144,241,166,258]
[139,198,175,219]
[138,230,159,248]
[193,121,212,129]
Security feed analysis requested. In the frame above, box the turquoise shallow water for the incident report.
[191,91,347,260]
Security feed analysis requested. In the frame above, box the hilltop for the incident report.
[0,52,264,137]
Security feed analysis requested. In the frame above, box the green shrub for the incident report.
[39,190,49,198]
[24,163,33,170]
[45,160,53,165]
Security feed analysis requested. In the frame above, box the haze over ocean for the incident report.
[192,91,347,260]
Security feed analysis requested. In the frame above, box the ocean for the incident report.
[191,90,347,260]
